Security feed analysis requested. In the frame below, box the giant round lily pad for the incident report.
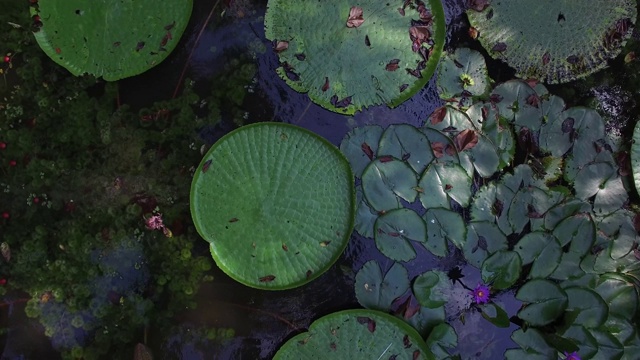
[467,0,637,84]
[190,123,355,290]
[264,0,446,115]
[274,309,434,359]
[31,0,192,80]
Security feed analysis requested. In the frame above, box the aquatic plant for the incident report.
[190,123,355,290]
[342,48,640,358]
[466,0,637,84]
[29,0,193,80]
[264,0,445,115]
[273,309,435,359]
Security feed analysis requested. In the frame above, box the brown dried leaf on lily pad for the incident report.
[386,59,401,71]
[431,141,445,158]
[409,26,430,43]
[274,41,289,53]
[430,106,447,125]
[346,6,365,28]
[468,0,490,12]
[454,129,479,151]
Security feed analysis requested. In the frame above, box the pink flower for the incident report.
[471,283,490,304]
[144,213,164,230]
[564,352,581,360]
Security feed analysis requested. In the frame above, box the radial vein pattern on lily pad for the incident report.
[190,123,355,290]
[467,0,636,84]
[274,309,434,359]
[31,0,192,81]
[264,0,445,115]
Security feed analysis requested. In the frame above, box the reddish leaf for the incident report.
[430,106,447,125]
[259,275,276,282]
[526,94,540,108]
[445,184,453,190]
[367,319,376,333]
[413,350,420,360]
[335,96,352,108]
[431,142,445,158]
[409,26,430,43]
[489,93,503,103]
[330,342,337,351]
[386,59,401,71]
[403,335,411,348]
[379,155,394,163]
[398,7,405,16]
[561,117,574,133]
[468,0,490,11]
[273,41,289,53]
[321,77,330,92]
[616,151,630,176]
[525,78,539,89]
[202,159,212,173]
[454,129,479,151]
[361,142,375,160]
[346,6,365,28]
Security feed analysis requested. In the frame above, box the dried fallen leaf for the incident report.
[385,59,401,71]
[542,51,550,65]
[321,77,330,92]
[274,41,288,52]
[409,26,430,43]
[431,141,445,158]
[346,6,365,28]
[259,275,276,282]
[429,106,447,125]
[468,0,490,12]
[361,142,375,160]
[491,42,507,52]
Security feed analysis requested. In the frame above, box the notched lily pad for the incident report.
[374,208,427,262]
[437,47,490,99]
[516,279,568,326]
[356,260,410,311]
[362,157,418,212]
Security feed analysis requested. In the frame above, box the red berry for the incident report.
[33,197,40,204]
[8,160,16,167]
[0,142,6,149]
[1,212,9,219]
[0,279,6,286]
[2,56,9,63]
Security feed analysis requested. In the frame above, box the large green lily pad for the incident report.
[274,309,435,359]
[31,0,192,80]
[190,123,355,290]
[264,0,446,115]
[467,0,637,84]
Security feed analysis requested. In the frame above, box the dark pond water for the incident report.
[1,0,638,359]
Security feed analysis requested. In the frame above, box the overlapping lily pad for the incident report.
[274,309,435,359]
[265,0,446,114]
[467,0,637,83]
[31,0,192,80]
[190,123,355,290]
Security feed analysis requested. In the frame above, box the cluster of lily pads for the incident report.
[340,47,640,358]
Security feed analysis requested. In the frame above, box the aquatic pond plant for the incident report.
[0,2,264,356]
[264,0,445,115]
[466,0,637,84]
[340,47,640,358]
[190,123,356,290]
[29,0,193,80]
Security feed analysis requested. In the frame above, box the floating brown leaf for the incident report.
[399,83,409,92]
[468,0,490,12]
[526,94,540,108]
[386,59,401,71]
[346,6,365,28]
[274,41,288,52]
[430,106,447,125]
[403,334,412,348]
[409,26,430,43]
[259,275,276,282]
[454,129,479,151]
[431,142,445,158]
[321,77,329,92]
[361,142,374,160]
[379,155,394,163]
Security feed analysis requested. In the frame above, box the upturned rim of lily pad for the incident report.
[190,122,355,290]
[467,0,637,84]
[265,0,446,115]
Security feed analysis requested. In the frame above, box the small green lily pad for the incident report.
[563,287,608,329]
[374,208,427,262]
[423,208,466,257]
[32,0,192,80]
[516,279,568,326]
[437,48,490,99]
[355,260,410,311]
[265,0,446,115]
[362,157,418,212]
[462,221,508,268]
[413,270,451,309]
[378,124,434,174]
[190,123,355,290]
[514,232,562,279]
[273,309,435,359]
[481,250,522,290]
[340,125,384,178]
[418,162,472,209]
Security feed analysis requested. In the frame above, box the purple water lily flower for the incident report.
[471,283,490,304]
[564,351,581,360]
